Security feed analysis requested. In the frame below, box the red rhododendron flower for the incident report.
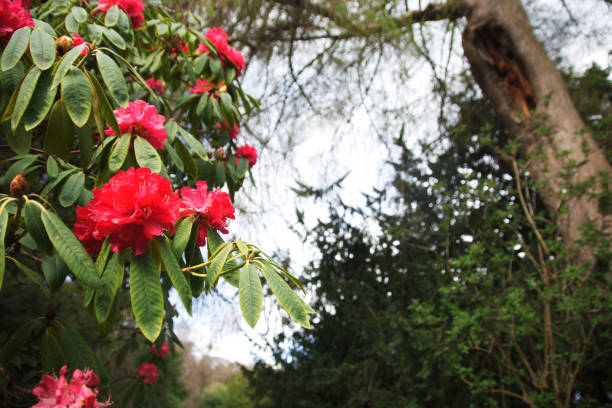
[72,33,89,56]
[189,79,224,95]
[74,167,180,255]
[32,366,111,408]
[0,0,34,45]
[150,341,169,359]
[104,100,168,150]
[197,27,245,76]
[138,363,159,385]
[145,77,164,93]
[236,144,258,168]
[216,119,238,139]
[179,181,235,247]
[97,0,144,28]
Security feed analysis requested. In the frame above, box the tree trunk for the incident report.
[461,0,611,263]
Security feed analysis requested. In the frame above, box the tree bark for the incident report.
[461,0,611,263]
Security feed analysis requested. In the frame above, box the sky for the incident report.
[176,0,612,366]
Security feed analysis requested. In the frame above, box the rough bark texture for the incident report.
[462,0,612,262]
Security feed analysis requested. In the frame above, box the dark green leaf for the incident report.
[58,171,85,207]
[24,200,53,254]
[58,327,102,374]
[41,210,100,288]
[96,51,128,107]
[196,93,208,116]
[171,216,194,259]
[0,27,31,71]
[29,28,56,70]
[165,120,177,143]
[0,208,8,290]
[86,71,120,137]
[157,236,192,315]
[52,44,86,89]
[0,319,37,365]
[178,126,209,162]
[207,229,239,287]
[94,252,124,323]
[43,100,74,160]
[12,66,41,131]
[88,134,116,168]
[23,69,56,130]
[108,134,130,172]
[102,27,126,50]
[134,136,162,173]
[9,256,51,297]
[2,122,31,155]
[130,251,164,342]
[41,252,69,291]
[61,67,92,127]
[174,138,197,179]
[46,156,58,178]
[239,263,262,328]
[41,332,66,374]
[163,141,183,172]
[206,242,232,289]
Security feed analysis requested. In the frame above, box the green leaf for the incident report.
[130,251,164,342]
[9,256,51,297]
[102,27,126,50]
[88,134,116,168]
[94,252,124,323]
[207,229,239,287]
[157,236,192,315]
[52,44,86,89]
[47,156,58,178]
[65,14,79,34]
[134,136,162,173]
[23,69,56,130]
[95,236,111,277]
[165,120,177,143]
[196,93,208,116]
[86,71,120,137]
[2,122,31,155]
[41,210,100,288]
[12,66,41,131]
[178,126,210,162]
[0,208,8,290]
[237,157,249,178]
[0,319,37,365]
[29,28,56,70]
[61,67,92,127]
[174,138,197,179]
[239,263,262,328]
[44,100,74,160]
[259,261,310,329]
[58,171,85,207]
[163,142,183,172]
[171,216,194,259]
[210,57,222,78]
[96,51,128,107]
[24,200,53,254]
[71,6,87,23]
[104,5,120,26]
[33,19,56,38]
[58,327,102,374]
[108,135,130,172]
[1,27,31,71]
[41,332,66,374]
[41,252,69,291]
[206,242,232,289]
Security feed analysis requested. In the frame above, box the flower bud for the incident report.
[9,173,28,197]
[214,147,226,161]
[56,35,73,55]
[218,84,227,93]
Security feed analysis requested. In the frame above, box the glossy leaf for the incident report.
[23,69,56,130]
[174,138,197,178]
[41,252,69,291]
[41,210,100,289]
[58,327,102,374]
[94,252,124,323]
[206,242,232,289]
[30,28,56,70]
[259,261,310,329]
[44,100,74,160]
[134,136,162,173]
[71,6,87,23]
[86,71,120,137]
[104,5,120,26]
[41,332,66,374]
[96,51,128,107]
[157,236,192,315]
[0,27,31,71]
[0,319,37,365]
[58,171,85,207]
[239,263,263,328]
[178,126,209,162]
[9,256,51,297]
[12,66,41,131]
[61,67,92,127]
[108,134,130,172]
[52,44,86,89]
[207,229,239,287]
[24,200,53,254]
[130,251,164,342]
[171,216,194,259]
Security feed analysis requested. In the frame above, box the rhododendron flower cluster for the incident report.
[138,363,159,385]
[197,27,246,75]
[236,144,258,168]
[32,366,111,408]
[179,181,235,247]
[72,33,89,56]
[150,341,169,359]
[217,119,239,139]
[0,0,33,44]
[97,0,144,28]
[74,167,179,255]
[145,77,164,93]
[189,79,224,95]
[104,100,168,150]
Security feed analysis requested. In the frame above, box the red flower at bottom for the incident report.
[236,144,258,168]
[150,341,169,359]
[74,167,179,255]
[138,363,159,385]
[179,181,235,247]
[145,77,164,93]
[32,366,111,408]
